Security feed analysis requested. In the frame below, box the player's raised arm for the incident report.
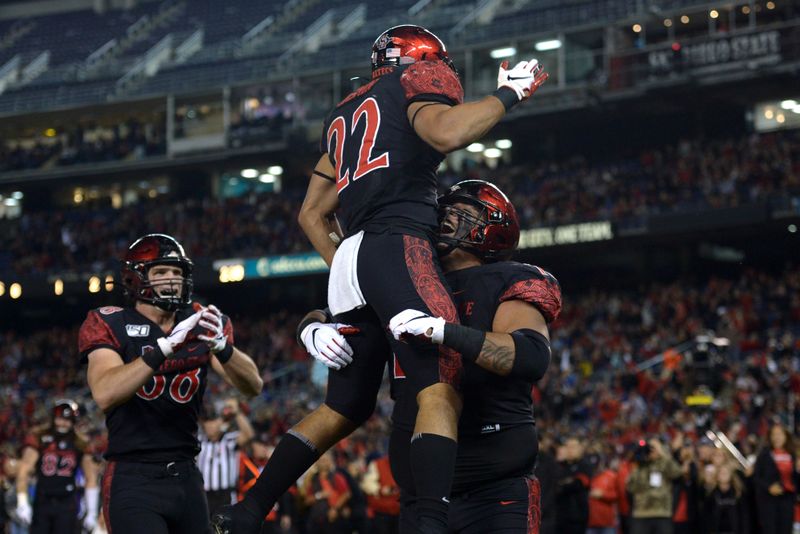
[409,59,548,153]
[298,154,342,266]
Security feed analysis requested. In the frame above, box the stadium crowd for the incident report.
[1,262,798,532]
[2,129,798,277]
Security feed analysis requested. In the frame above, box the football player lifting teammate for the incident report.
[218,24,548,534]
[78,234,262,534]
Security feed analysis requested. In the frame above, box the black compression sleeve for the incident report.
[442,323,486,363]
[509,329,551,380]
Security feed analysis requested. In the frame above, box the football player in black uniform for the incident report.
[387,180,560,533]
[223,25,548,534]
[15,399,99,534]
[79,233,263,534]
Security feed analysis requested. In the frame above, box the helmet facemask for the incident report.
[124,257,193,312]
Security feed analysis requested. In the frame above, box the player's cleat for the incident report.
[210,504,262,534]
[210,505,233,534]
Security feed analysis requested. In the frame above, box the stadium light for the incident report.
[680,15,690,24]
[710,10,719,19]
[44,128,56,137]
[765,109,774,119]
[767,1,775,9]
[105,275,114,292]
[89,276,101,293]
[742,5,750,14]
[535,39,561,51]
[780,100,797,109]
[777,114,786,124]
[9,283,21,299]
[789,224,797,233]
[792,105,800,114]
[466,143,485,153]
[12,191,23,199]
[267,165,284,175]
[259,174,276,183]
[632,24,642,33]
[490,47,516,59]
[664,18,673,27]
[495,139,513,149]
[4,198,18,207]
[54,279,64,296]
[241,169,259,179]
[483,148,502,158]
[0,281,4,296]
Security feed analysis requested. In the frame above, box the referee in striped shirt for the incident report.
[198,398,255,516]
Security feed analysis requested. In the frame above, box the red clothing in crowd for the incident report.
[772,449,796,492]
[366,456,400,517]
[589,468,619,528]
[616,460,633,518]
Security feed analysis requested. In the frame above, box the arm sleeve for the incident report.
[400,61,464,106]
[78,310,121,362]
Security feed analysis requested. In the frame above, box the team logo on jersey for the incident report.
[393,354,406,379]
[99,306,123,315]
[126,324,151,337]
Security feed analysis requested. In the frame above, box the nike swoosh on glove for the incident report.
[158,309,204,357]
[301,322,355,370]
[388,309,445,344]
[497,58,549,101]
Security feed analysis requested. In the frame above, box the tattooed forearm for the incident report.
[474,335,515,376]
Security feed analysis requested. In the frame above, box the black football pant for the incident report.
[102,460,210,534]
[31,493,78,534]
[399,476,541,533]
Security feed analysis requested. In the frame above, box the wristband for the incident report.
[442,323,486,362]
[492,87,520,112]
[215,343,234,364]
[142,342,167,370]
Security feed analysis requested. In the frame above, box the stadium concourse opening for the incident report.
[0,0,799,533]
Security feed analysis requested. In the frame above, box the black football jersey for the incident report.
[392,261,562,432]
[25,432,84,496]
[78,306,233,462]
[321,61,464,238]
[391,262,561,490]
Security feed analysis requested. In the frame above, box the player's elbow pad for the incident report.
[509,329,551,380]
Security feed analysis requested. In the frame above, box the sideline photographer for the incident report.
[626,438,682,534]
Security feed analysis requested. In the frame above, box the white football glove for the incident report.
[156,309,204,357]
[83,486,99,531]
[388,309,445,344]
[16,493,32,525]
[300,322,355,370]
[497,58,548,101]
[198,304,228,353]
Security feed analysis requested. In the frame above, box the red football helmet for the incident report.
[371,24,454,77]
[120,233,193,311]
[53,399,79,434]
[437,180,520,262]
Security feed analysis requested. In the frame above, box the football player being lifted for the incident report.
[79,234,262,534]
[220,25,548,534]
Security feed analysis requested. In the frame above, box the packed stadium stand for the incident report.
[1,0,799,532]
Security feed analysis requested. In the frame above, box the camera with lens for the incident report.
[633,439,652,463]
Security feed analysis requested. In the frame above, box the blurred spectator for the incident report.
[555,437,592,534]
[535,435,559,534]
[753,424,799,534]
[587,455,618,534]
[301,452,352,534]
[626,438,682,534]
[361,453,399,534]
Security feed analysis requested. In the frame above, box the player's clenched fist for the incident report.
[495,58,548,108]
[300,322,355,370]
